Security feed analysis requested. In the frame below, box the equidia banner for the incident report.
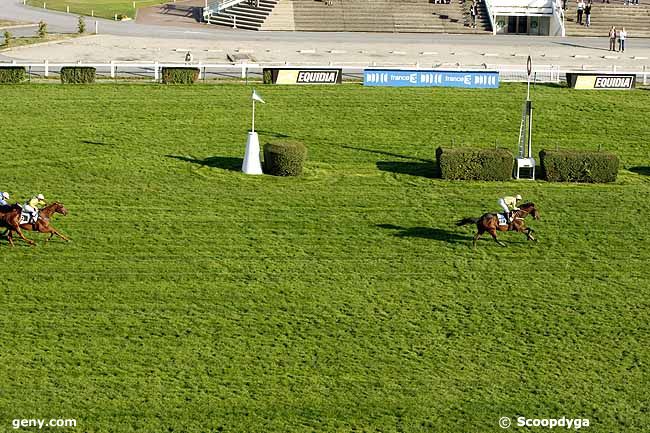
[363,69,499,88]
[566,73,636,90]
[263,68,342,85]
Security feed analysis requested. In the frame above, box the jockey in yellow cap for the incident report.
[498,194,522,223]
[24,194,46,224]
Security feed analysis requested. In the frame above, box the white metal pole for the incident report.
[252,100,255,132]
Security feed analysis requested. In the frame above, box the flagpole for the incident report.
[252,99,255,132]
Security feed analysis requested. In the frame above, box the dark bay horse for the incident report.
[0,204,34,246]
[8,202,70,244]
[456,202,540,248]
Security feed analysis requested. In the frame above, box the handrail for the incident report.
[203,0,247,19]
[482,0,497,35]
[551,0,566,37]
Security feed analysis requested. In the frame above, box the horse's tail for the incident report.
[456,217,479,227]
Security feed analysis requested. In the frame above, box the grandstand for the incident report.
[204,0,491,33]
[564,1,650,38]
[202,0,650,36]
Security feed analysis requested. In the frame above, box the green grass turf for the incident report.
[0,83,648,433]
[26,0,165,20]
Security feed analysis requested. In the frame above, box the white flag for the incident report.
[252,89,265,103]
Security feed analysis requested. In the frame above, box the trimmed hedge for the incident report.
[436,147,514,181]
[263,141,307,176]
[0,67,27,84]
[539,149,619,183]
[60,67,96,84]
[161,67,199,84]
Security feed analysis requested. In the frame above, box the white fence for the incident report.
[0,61,648,85]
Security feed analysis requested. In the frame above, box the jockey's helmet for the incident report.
[37,194,45,201]
[515,194,522,201]
[1,192,8,200]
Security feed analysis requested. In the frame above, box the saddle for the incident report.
[497,213,509,226]
[19,209,38,225]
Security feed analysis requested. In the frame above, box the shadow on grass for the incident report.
[377,224,471,244]
[376,161,438,178]
[166,155,242,171]
[341,144,432,162]
[257,130,292,140]
[82,140,114,146]
[629,166,650,176]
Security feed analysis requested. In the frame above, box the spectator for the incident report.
[619,27,627,52]
[608,26,616,51]
[185,51,193,64]
[576,0,585,25]
[585,0,592,27]
[470,1,478,28]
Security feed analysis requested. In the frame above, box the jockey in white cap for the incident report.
[0,192,9,206]
[497,194,522,223]
[24,194,46,224]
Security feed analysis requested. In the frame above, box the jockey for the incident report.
[24,194,46,224]
[0,192,9,206]
[497,194,522,223]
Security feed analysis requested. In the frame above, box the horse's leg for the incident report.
[42,225,70,242]
[14,226,34,246]
[7,230,14,247]
[489,229,506,247]
[52,229,70,242]
[473,231,482,249]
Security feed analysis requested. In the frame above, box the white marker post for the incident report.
[242,89,265,175]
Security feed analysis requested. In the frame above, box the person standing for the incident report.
[470,1,478,28]
[576,0,585,25]
[608,26,617,51]
[619,27,627,52]
[585,0,592,27]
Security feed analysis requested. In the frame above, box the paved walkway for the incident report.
[1,0,649,71]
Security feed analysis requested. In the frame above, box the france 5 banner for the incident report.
[364,69,499,88]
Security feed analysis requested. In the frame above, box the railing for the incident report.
[551,0,566,37]
[0,61,648,85]
[203,0,247,20]
[482,0,497,35]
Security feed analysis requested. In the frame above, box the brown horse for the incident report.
[456,202,540,248]
[0,204,35,246]
[8,202,70,244]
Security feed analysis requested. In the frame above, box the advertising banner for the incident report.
[363,69,499,88]
[566,73,636,90]
[263,68,342,85]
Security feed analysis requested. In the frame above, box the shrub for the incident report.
[77,16,86,34]
[60,67,96,84]
[263,141,307,176]
[161,67,199,84]
[436,147,514,181]
[38,21,47,38]
[539,149,619,183]
[2,30,12,47]
[0,66,27,84]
